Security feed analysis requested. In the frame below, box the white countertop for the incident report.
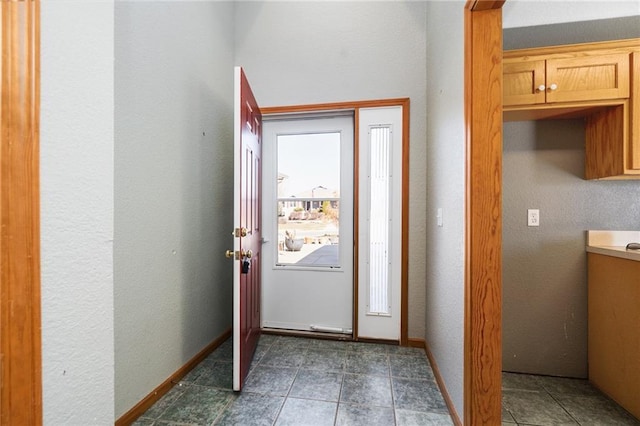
[587,230,640,262]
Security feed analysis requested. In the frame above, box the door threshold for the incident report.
[261,327,354,341]
[260,328,401,346]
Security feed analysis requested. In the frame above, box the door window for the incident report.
[276,132,342,268]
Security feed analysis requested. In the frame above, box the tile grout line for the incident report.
[271,337,309,426]
[543,386,583,426]
[334,366,347,426]
[388,352,398,426]
[210,391,237,426]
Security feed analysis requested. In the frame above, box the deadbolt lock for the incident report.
[232,227,248,238]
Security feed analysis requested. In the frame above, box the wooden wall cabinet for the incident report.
[588,253,640,420]
[549,54,630,104]
[504,39,640,180]
[504,54,629,107]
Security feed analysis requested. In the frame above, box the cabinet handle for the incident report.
[549,83,558,91]
[537,85,546,92]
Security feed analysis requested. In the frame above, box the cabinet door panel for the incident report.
[547,53,630,103]
[631,51,640,171]
[588,253,640,420]
[503,60,546,106]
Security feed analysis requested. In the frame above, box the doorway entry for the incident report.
[260,100,409,342]
[261,114,355,334]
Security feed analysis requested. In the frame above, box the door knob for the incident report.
[225,249,252,259]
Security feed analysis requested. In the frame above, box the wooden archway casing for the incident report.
[464,1,504,424]
[1,1,43,424]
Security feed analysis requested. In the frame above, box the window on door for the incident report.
[276,132,342,268]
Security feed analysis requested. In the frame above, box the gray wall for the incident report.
[504,15,640,50]
[114,2,235,417]
[40,1,115,423]
[503,1,639,29]
[502,17,640,377]
[424,1,466,416]
[233,1,428,338]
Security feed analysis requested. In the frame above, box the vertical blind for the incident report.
[368,126,392,315]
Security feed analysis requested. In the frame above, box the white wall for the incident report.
[503,0,639,28]
[114,1,235,417]
[40,1,115,424]
[424,1,466,418]
[234,0,428,338]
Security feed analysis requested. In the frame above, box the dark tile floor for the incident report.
[132,335,640,426]
[134,335,454,425]
[502,372,640,426]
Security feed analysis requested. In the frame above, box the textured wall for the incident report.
[503,0,639,29]
[40,1,115,423]
[114,2,235,417]
[503,16,640,377]
[233,1,428,338]
[504,15,640,50]
[424,1,466,417]
[503,121,640,377]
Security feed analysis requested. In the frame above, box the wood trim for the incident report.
[464,5,503,426]
[262,98,411,346]
[407,338,427,349]
[409,338,462,426]
[115,328,233,426]
[356,337,399,345]
[1,1,43,424]
[400,99,410,347]
[505,99,627,122]
[353,107,360,339]
[261,98,411,115]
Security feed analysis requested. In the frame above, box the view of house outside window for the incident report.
[276,132,341,267]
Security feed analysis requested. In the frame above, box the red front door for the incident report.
[232,67,262,391]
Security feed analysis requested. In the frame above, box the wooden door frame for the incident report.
[261,98,410,345]
[1,1,43,424]
[464,0,504,424]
